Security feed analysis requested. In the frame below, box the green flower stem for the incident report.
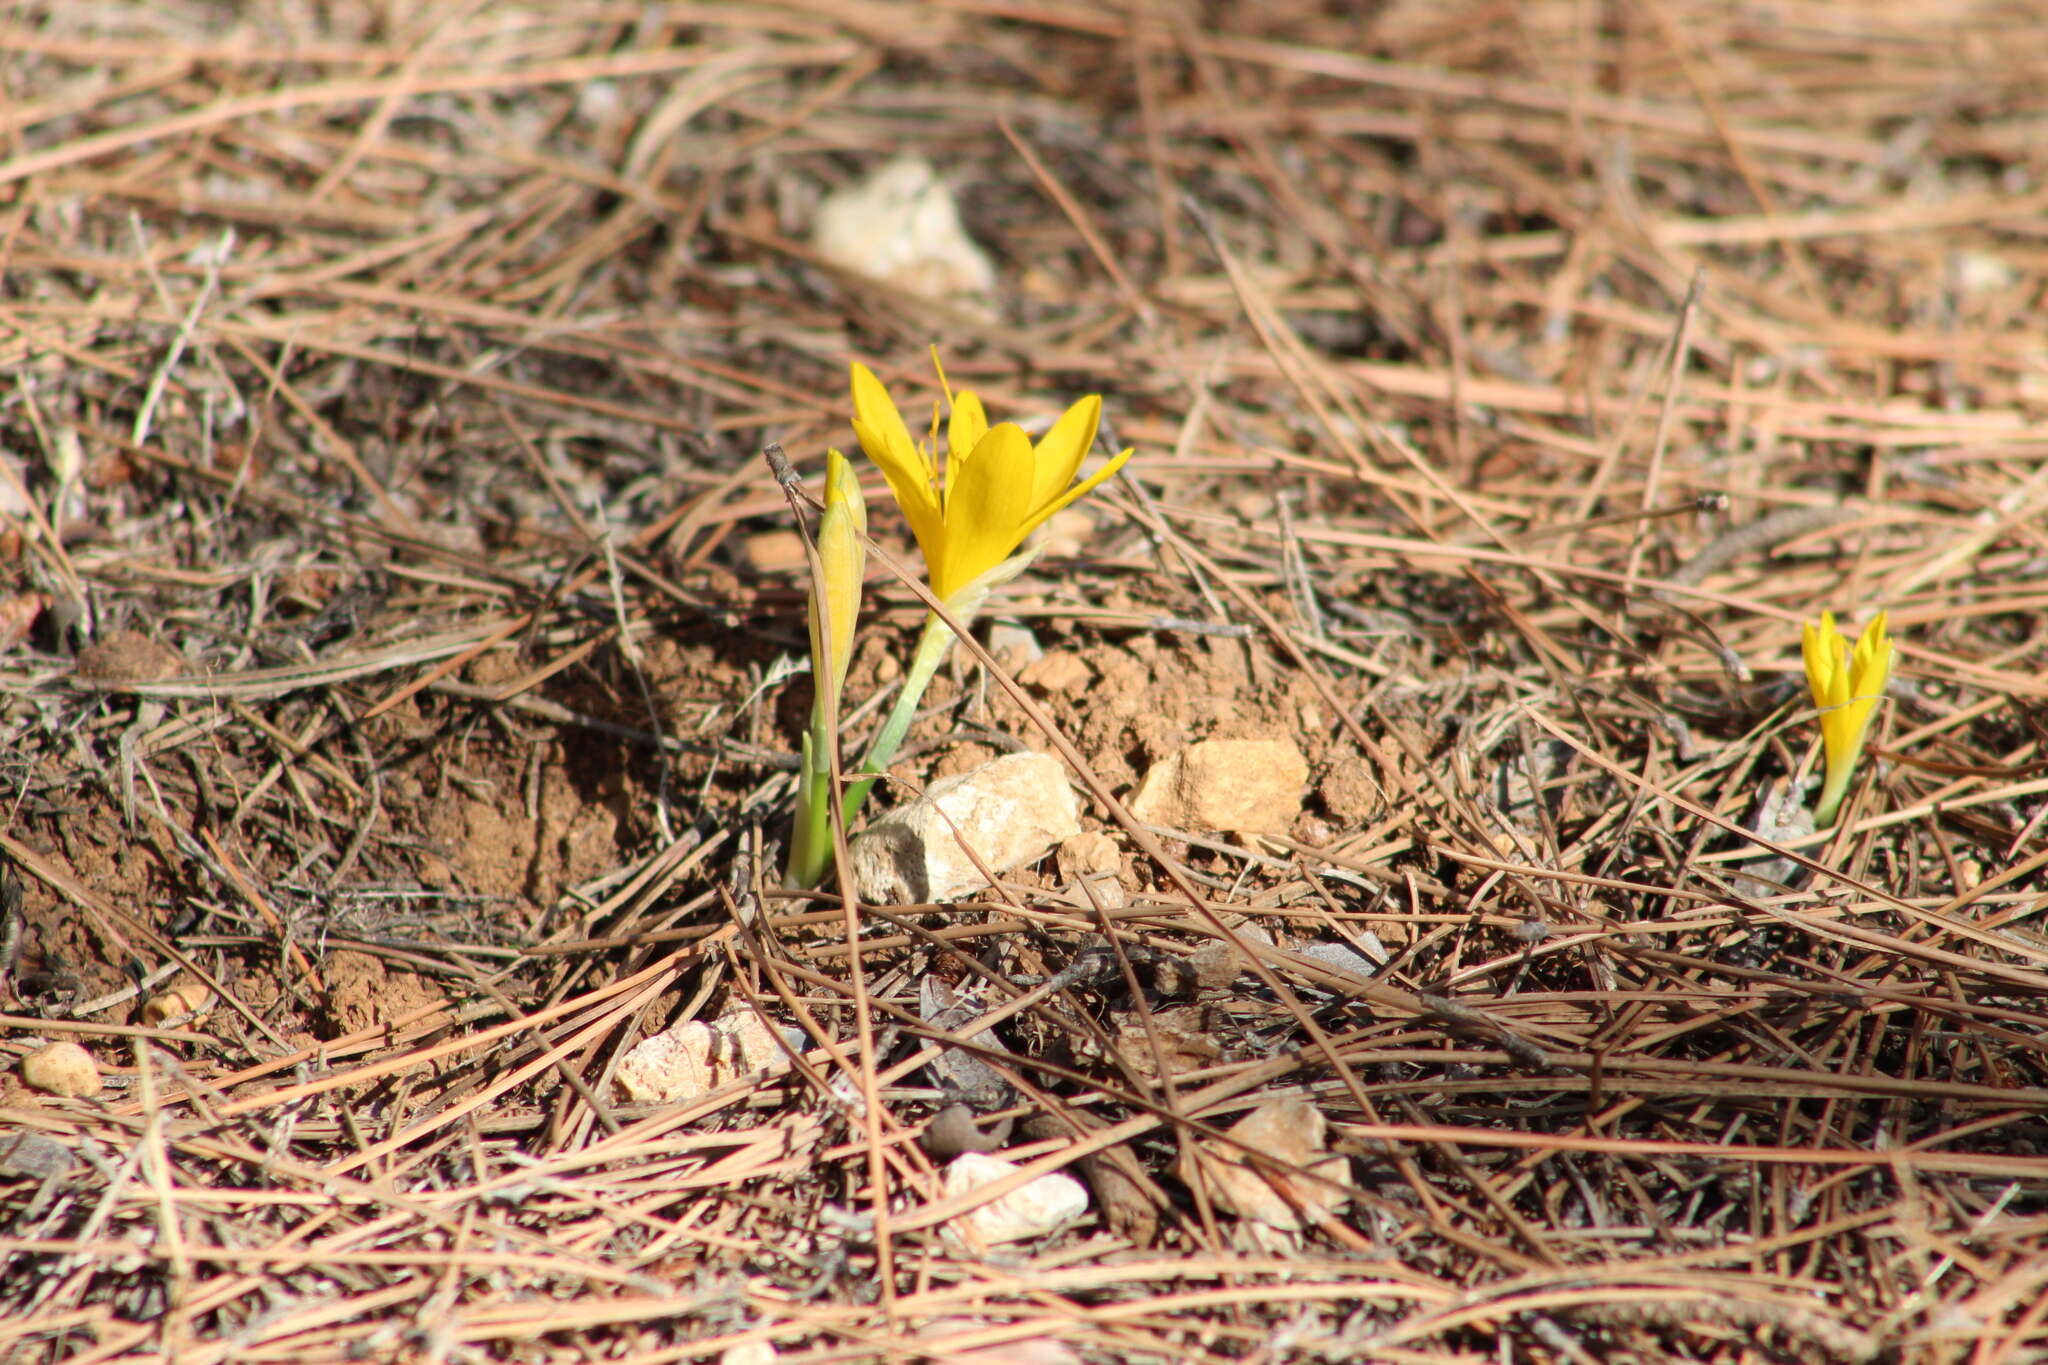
[784,726,835,890]
[840,610,956,826]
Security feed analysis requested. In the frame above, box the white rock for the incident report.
[20,1041,99,1098]
[1952,248,2017,298]
[141,982,214,1028]
[1129,738,1308,834]
[939,1153,1089,1252]
[985,621,1043,666]
[1056,831,1120,878]
[1293,935,1386,978]
[615,1011,801,1103]
[851,752,1080,903]
[812,156,996,311]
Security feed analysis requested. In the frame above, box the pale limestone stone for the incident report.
[615,1011,800,1103]
[852,752,1079,903]
[1056,830,1126,908]
[21,1041,99,1098]
[141,982,214,1028]
[939,1152,1090,1252]
[738,529,806,576]
[811,156,996,312]
[1129,738,1308,834]
[1018,650,1090,697]
[1056,830,1120,878]
[986,622,1043,668]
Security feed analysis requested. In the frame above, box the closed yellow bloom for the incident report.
[1801,610,1893,826]
[849,359,1132,606]
[807,448,866,700]
[786,447,870,890]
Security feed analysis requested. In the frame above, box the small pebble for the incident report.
[21,1041,100,1098]
[1130,738,1309,835]
[142,982,214,1027]
[940,1153,1090,1252]
[851,752,1080,903]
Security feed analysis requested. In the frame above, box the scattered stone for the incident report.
[1179,1097,1354,1232]
[70,630,186,687]
[939,1152,1090,1252]
[1129,738,1308,834]
[812,156,996,312]
[1739,785,1817,897]
[1056,831,1120,879]
[738,529,807,576]
[1292,934,1386,979]
[985,622,1042,668]
[141,981,214,1029]
[0,592,48,653]
[0,1128,75,1179]
[615,1011,802,1104]
[1188,920,1274,990]
[1952,248,2018,299]
[851,752,1080,903]
[1318,754,1381,822]
[1018,650,1090,697]
[20,1041,100,1098]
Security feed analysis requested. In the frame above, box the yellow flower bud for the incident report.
[1801,610,1893,826]
[808,448,866,701]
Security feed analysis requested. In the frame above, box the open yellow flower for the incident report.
[849,359,1132,608]
[1801,610,1894,826]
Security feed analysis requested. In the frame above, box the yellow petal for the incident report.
[1028,394,1102,515]
[1802,612,1845,710]
[935,422,1034,600]
[853,415,940,544]
[1016,443,1134,542]
[1851,611,1893,693]
[851,364,928,482]
[948,389,989,486]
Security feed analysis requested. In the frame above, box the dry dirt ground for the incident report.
[4,3,2048,1363]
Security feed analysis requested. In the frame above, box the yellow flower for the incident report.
[1801,610,1894,826]
[849,359,1132,607]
